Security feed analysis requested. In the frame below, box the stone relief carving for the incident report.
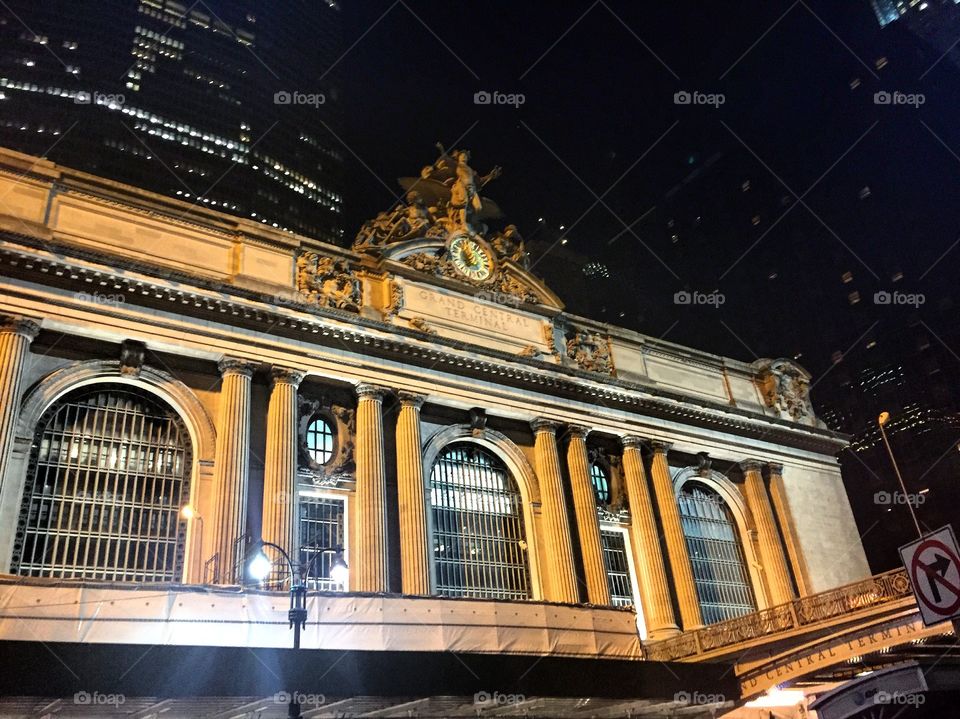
[407,316,437,335]
[119,339,146,377]
[386,282,404,317]
[565,329,615,376]
[755,358,813,422]
[295,252,361,311]
[297,396,356,486]
[352,147,556,308]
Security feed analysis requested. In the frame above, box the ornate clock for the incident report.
[448,235,494,281]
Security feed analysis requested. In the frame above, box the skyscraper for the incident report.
[0,0,344,241]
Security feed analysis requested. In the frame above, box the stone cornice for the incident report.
[0,236,849,455]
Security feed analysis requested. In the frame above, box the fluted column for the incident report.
[531,419,579,603]
[397,392,430,595]
[261,367,305,571]
[766,462,807,596]
[0,317,39,499]
[742,459,795,605]
[355,383,388,592]
[566,426,611,605]
[211,358,255,583]
[621,436,679,639]
[649,440,703,630]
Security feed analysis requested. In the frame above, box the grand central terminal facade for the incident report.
[0,145,947,718]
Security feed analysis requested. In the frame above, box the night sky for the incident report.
[336,0,960,387]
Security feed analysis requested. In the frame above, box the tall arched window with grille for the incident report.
[11,383,192,582]
[678,482,756,624]
[429,443,530,600]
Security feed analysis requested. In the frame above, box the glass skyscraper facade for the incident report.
[0,0,343,242]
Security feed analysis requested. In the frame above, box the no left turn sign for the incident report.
[900,525,960,627]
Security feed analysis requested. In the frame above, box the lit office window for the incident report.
[601,528,636,607]
[590,461,611,504]
[305,415,335,464]
[679,483,756,624]
[12,384,190,582]
[430,444,530,600]
[299,496,345,591]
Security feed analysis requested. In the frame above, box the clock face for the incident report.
[449,235,493,281]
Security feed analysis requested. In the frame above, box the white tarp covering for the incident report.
[0,578,643,659]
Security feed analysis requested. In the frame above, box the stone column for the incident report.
[211,358,255,583]
[649,440,703,630]
[566,426,611,605]
[620,436,679,639]
[742,459,795,605]
[531,419,579,603]
[0,317,39,500]
[396,392,431,595]
[355,383,388,593]
[766,462,807,596]
[261,367,305,572]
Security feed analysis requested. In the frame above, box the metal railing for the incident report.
[645,568,913,661]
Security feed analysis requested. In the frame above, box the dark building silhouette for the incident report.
[0,0,343,241]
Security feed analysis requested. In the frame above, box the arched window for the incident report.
[11,384,192,582]
[678,482,756,624]
[590,461,611,505]
[305,415,335,464]
[429,443,530,600]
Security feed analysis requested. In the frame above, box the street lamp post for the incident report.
[248,541,348,719]
[878,411,923,539]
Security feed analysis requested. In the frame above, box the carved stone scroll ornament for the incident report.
[565,330,615,376]
[295,252,362,311]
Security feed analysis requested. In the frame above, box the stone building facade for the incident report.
[0,147,876,715]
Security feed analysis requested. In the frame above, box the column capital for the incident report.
[270,366,306,387]
[218,357,256,378]
[740,458,764,473]
[767,461,784,476]
[0,315,41,340]
[356,383,386,401]
[566,424,591,440]
[530,418,560,435]
[620,435,645,451]
[398,391,426,409]
[649,439,673,455]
